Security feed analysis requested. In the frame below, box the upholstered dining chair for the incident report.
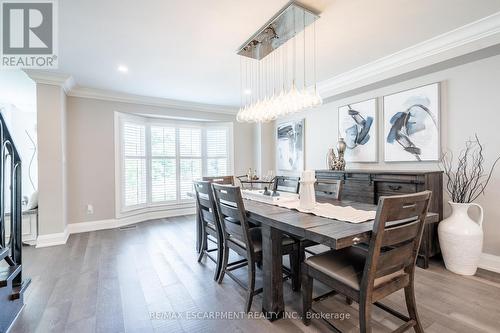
[315,179,343,201]
[302,191,431,333]
[273,176,301,194]
[301,179,345,257]
[211,183,301,312]
[193,180,223,281]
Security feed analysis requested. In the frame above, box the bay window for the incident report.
[117,113,233,214]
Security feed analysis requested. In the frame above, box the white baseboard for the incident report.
[478,253,500,274]
[35,207,195,247]
[68,207,195,234]
[35,228,70,248]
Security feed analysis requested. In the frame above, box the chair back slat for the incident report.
[203,176,234,185]
[315,179,343,201]
[382,195,429,222]
[361,191,431,289]
[381,220,420,247]
[193,181,214,210]
[217,200,242,221]
[375,242,414,278]
[223,217,245,239]
[193,180,220,233]
[201,209,214,224]
[274,176,300,194]
[198,196,211,210]
[212,184,254,253]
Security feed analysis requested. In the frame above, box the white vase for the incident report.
[438,201,484,275]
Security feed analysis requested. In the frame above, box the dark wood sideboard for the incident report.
[315,169,443,268]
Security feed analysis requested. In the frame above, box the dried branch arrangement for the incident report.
[441,134,500,203]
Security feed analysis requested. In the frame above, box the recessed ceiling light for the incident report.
[243,89,252,95]
[117,65,128,73]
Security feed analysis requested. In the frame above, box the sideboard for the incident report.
[315,169,443,268]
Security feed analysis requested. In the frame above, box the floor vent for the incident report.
[118,225,137,231]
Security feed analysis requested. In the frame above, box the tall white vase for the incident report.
[438,202,484,275]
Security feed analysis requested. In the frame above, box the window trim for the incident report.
[114,112,234,218]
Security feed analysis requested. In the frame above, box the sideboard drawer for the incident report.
[343,180,374,204]
[376,181,417,194]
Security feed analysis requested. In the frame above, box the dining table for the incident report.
[194,196,439,321]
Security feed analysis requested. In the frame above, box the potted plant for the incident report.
[439,135,499,275]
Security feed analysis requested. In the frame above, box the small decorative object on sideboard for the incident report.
[439,135,500,275]
[326,138,347,171]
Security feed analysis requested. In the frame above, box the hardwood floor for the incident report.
[9,216,500,333]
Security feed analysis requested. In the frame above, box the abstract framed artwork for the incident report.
[338,98,377,162]
[276,119,304,171]
[383,83,440,162]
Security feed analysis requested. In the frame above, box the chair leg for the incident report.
[245,260,256,312]
[197,228,206,263]
[217,243,229,284]
[359,299,372,333]
[404,283,424,333]
[301,266,313,326]
[290,245,301,291]
[214,231,224,281]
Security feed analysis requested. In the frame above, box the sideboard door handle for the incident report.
[389,185,402,191]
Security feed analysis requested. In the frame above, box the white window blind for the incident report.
[151,126,176,203]
[118,115,232,213]
[179,128,202,200]
[206,128,228,177]
[122,122,147,207]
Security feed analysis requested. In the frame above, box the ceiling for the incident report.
[57,0,500,107]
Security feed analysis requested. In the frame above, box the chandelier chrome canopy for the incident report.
[236,2,321,123]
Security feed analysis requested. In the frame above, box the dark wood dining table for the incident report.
[195,198,439,321]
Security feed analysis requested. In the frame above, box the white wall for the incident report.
[0,70,37,208]
[37,83,68,235]
[66,96,253,224]
[268,54,500,256]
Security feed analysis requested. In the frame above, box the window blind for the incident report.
[151,126,177,203]
[119,116,232,213]
[206,128,228,177]
[179,128,202,199]
[122,122,147,207]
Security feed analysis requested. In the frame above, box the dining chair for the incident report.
[193,180,223,281]
[211,183,301,312]
[273,176,301,194]
[203,175,234,185]
[302,191,432,333]
[301,179,345,258]
[315,179,343,201]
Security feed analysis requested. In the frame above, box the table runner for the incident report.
[242,190,376,223]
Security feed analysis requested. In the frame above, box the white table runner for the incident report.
[242,190,376,224]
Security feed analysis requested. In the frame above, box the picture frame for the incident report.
[338,98,378,163]
[383,83,441,162]
[276,119,305,172]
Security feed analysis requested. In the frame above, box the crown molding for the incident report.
[23,11,500,115]
[68,86,238,115]
[317,11,500,99]
[23,69,76,94]
[23,70,237,115]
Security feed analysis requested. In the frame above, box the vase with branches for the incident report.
[441,134,500,203]
[438,135,500,275]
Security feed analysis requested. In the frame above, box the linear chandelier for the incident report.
[236,2,321,123]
